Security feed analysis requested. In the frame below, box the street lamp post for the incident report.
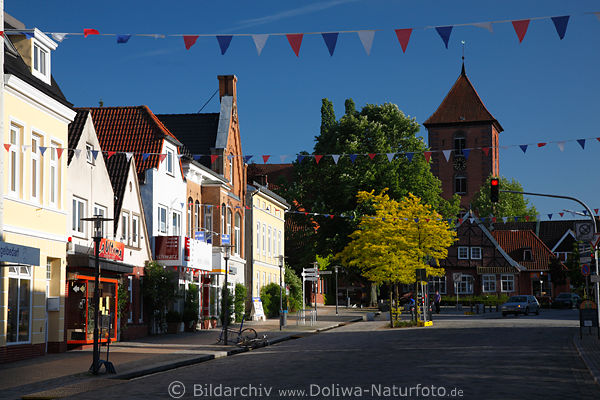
[222,244,232,345]
[333,266,340,315]
[81,215,113,375]
[278,255,285,331]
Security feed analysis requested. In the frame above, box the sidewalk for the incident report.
[0,306,365,399]
[574,333,600,384]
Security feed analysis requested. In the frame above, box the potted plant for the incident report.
[202,316,210,330]
[183,307,198,332]
[166,310,182,334]
[210,316,218,329]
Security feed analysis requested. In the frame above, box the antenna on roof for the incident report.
[198,89,219,113]
[461,40,466,75]
[99,99,104,107]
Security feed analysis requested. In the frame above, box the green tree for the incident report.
[220,287,234,325]
[338,190,456,285]
[472,175,537,219]
[234,283,247,323]
[279,99,460,273]
[285,266,303,312]
[183,283,200,329]
[260,283,283,318]
[142,261,178,331]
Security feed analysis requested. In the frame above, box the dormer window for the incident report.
[28,30,57,85]
[523,249,533,262]
[33,44,47,76]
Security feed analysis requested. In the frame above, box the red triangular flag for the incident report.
[596,138,600,143]
[394,29,412,53]
[424,151,432,163]
[56,148,64,159]
[537,142,547,147]
[210,154,219,164]
[368,153,376,160]
[512,20,530,43]
[525,215,530,221]
[262,155,270,164]
[0,32,4,37]
[3,144,11,152]
[107,151,116,159]
[183,35,199,50]
[482,147,490,156]
[329,215,334,220]
[286,34,303,57]
[159,154,167,163]
[595,209,599,215]
[492,217,497,223]
[84,29,99,38]
[314,155,323,164]
[458,218,463,224]
[559,212,564,217]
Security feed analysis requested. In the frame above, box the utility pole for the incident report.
[503,190,600,333]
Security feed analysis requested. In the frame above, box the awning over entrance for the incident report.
[0,241,40,266]
[68,244,134,274]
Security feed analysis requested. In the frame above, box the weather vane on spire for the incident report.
[461,40,466,75]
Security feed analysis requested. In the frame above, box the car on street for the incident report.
[501,295,540,317]
[552,293,582,309]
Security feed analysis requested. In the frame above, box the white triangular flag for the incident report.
[502,217,508,223]
[471,22,493,33]
[51,33,68,42]
[331,154,340,164]
[279,154,288,163]
[21,145,28,153]
[386,153,395,162]
[252,34,269,56]
[74,149,82,159]
[125,152,133,162]
[469,217,475,224]
[442,150,452,161]
[357,30,375,55]
[557,141,565,152]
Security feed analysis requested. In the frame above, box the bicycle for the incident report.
[217,317,258,346]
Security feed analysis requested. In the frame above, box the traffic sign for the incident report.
[318,271,333,275]
[582,264,591,277]
[221,234,230,245]
[452,273,462,282]
[591,275,600,283]
[593,233,600,249]
[575,222,594,242]
[581,257,592,265]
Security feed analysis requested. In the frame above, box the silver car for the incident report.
[501,295,540,317]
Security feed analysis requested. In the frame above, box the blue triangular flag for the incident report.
[462,149,471,160]
[243,155,253,163]
[551,16,569,40]
[519,145,528,154]
[386,153,395,162]
[447,218,453,224]
[577,139,586,149]
[91,150,99,160]
[435,26,453,49]
[514,216,519,222]
[39,146,47,156]
[117,34,131,44]
[217,35,233,55]
[480,217,486,223]
[321,32,339,56]
[349,154,358,163]
[142,153,151,162]
[405,152,414,162]
[24,32,35,39]
[193,154,202,161]
[297,155,305,163]
[331,154,340,164]
[547,214,553,220]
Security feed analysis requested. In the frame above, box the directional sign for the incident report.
[580,257,592,265]
[303,268,318,273]
[221,234,230,245]
[582,264,591,277]
[304,277,319,282]
[318,271,333,275]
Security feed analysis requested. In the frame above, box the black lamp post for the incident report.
[81,215,113,375]
[221,244,232,345]
[333,266,340,316]
[278,255,287,330]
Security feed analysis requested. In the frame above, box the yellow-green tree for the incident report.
[337,190,456,285]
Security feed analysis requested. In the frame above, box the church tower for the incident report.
[423,64,502,209]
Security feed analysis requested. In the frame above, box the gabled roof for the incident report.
[423,65,502,132]
[83,106,182,181]
[247,163,295,192]
[67,109,89,165]
[491,230,565,271]
[104,153,130,225]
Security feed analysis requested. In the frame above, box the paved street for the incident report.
[58,308,598,400]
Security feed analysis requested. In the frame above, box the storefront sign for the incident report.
[155,236,180,261]
[252,297,265,320]
[97,239,124,261]
[195,231,205,241]
[0,241,40,265]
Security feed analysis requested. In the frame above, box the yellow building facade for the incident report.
[0,27,75,361]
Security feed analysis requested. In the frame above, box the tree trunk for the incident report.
[370,282,378,307]
[389,283,393,327]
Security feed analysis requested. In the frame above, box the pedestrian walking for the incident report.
[434,290,441,314]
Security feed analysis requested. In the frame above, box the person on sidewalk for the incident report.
[434,291,441,314]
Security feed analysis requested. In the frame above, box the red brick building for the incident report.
[424,65,502,209]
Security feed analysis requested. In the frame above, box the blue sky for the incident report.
[7,1,600,218]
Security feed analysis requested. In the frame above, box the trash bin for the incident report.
[280,310,288,326]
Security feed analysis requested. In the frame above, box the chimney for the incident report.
[218,75,237,100]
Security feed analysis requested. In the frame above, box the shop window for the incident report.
[7,266,32,343]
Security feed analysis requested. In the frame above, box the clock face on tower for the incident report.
[453,155,466,171]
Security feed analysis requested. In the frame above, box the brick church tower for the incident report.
[423,64,502,209]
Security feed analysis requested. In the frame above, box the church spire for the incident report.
[461,40,466,76]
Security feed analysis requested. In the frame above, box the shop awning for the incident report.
[68,244,134,274]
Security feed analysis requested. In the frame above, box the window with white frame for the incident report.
[278,230,282,259]
[256,222,260,252]
[204,205,212,234]
[428,276,446,294]
[262,224,266,256]
[221,205,226,235]
[226,209,232,236]
[501,275,515,292]
[86,143,94,165]
[166,148,174,175]
[228,154,233,183]
[49,142,59,206]
[7,266,32,343]
[9,124,21,196]
[523,249,533,262]
[234,213,241,256]
[482,275,496,292]
[72,197,86,235]
[139,277,144,323]
[255,271,260,296]
[127,276,133,323]
[268,226,272,257]
[195,201,201,232]
[187,200,193,238]
[132,215,139,247]
[32,43,50,82]
[121,211,129,244]
[470,247,482,260]
[457,275,473,294]
[31,134,42,201]
[458,246,469,260]
[94,204,107,237]
[172,211,181,236]
[158,205,167,234]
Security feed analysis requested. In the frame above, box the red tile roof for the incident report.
[423,67,503,132]
[82,106,182,181]
[491,230,565,271]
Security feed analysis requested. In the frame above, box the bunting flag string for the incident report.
[4,11,595,54]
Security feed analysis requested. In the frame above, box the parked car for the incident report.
[553,293,582,309]
[501,295,540,317]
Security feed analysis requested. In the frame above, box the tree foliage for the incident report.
[337,190,457,285]
[279,99,460,271]
[142,261,179,329]
[472,175,538,219]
